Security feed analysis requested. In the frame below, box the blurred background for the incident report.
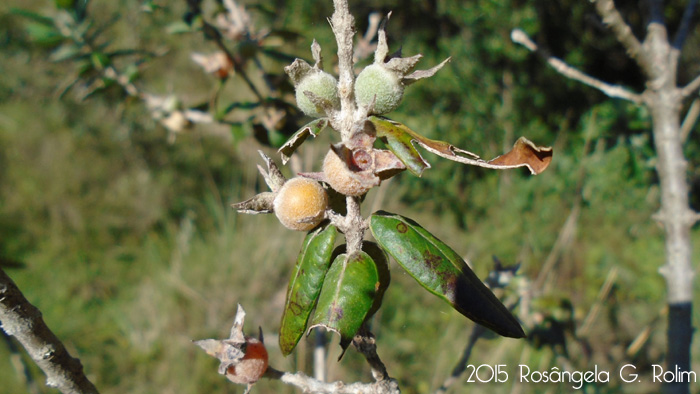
[1,0,699,393]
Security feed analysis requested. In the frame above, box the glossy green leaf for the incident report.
[370,116,430,176]
[279,224,337,356]
[362,242,390,320]
[369,211,525,338]
[309,251,379,352]
[278,118,328,164]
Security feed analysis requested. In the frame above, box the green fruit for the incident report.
[355,64,404,115]
[295,71,339,118]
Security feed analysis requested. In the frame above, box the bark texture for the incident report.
[0,268,100,394]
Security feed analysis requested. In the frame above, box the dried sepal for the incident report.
[284,58,314,87]
[231,192,275,214]
[257,150,286,192]
[231,152,285,215]
[194,305,269,389]
[311,39,323,69]
[403,57,451,85]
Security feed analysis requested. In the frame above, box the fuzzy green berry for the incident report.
[355,64,404,115]
[295,71,339,118]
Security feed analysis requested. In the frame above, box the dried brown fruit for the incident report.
[322,149,375,196]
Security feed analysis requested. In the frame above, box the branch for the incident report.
[268,327,401,393]
[329,0,358,142]
[352,326,390,382]
[0,268,100,394]
[681,74,700,98]
[591,0,648,70]
[267,368,399,394]
[511,29,643,104]
[680,98,700,142]
[672,0,698,49]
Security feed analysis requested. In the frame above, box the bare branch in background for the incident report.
[591,0,647,69]
[510,29,643,104]
[672,0,698,49]
[0,268,100,394]
[681,74,700,98]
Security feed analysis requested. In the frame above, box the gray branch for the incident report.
[592,0,648,71]
[681,74,700,98]
[0,268,100,394]
[510,29,643,104]
[267,367,399,394]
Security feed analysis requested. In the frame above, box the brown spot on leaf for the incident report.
[422,249,443,270]
[396,222,408,233]
[288,296,303,316]
[331,305,344,322]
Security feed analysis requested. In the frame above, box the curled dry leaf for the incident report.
[191,51,234,79]
[231,151,286,214]
[370,116,552,176]
[278,117,329,164]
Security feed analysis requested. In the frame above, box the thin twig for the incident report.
[510,29,643,104]
[266,367,400,394]
[680,98,700,142]
[352,326,390,382]
[201,20,264,101]
[0,268,100,394]
[576,266,618,338]
[672,0,698,49]
[681,74,700,98]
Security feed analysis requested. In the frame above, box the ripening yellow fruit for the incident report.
[322,150,372,196]
[273,177,329,231]
[224,337,268,385]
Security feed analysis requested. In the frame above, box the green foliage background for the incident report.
[1,0,699,393]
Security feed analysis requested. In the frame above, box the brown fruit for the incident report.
[273,177,329,231]
[322,150,373,196]
[224,337,269,385]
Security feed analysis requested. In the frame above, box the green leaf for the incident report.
[24,22,64,47]
[309,251,379,352]
[279,224,337,356]
[363,242,390,320]
[370,116,431,176]
[369,211,525,338]
[277,118,328,164]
